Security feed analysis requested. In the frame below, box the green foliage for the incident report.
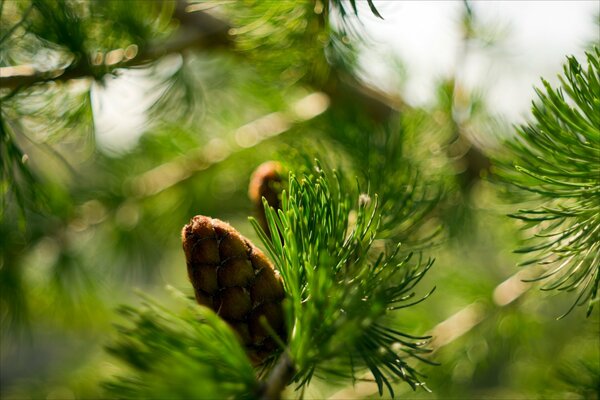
[313,115,443,245]
[105,163,435,399]
[2,0,599,398]
[104,289,258,399]
[225,0,334,86]
[1,0,173,77]
[252,163,435,396]
[224,0,383,88]
[0,0,175,217]
[330,0,383,20]
[0,116,38,221]
[363,126,442,244]
[498,48,600,316]
[558,359,600,399]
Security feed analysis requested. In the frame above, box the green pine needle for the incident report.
[251,161,434,396]
[330,0,384,20]
[104,289,258,399]
[104,162,434,398]
[499,47,600,317]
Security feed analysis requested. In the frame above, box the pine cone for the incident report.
[248,161,283,237]
[182,215,286,362]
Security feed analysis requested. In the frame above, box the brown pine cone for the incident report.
[248,161,283,237]
[181,215,286,363]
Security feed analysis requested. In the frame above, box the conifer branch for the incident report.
[0,0,229,89]
[497,48,600,317]
[106,162,435,399]
[250,163,435,396]
[0,6,399,125]
[259,352,295,400]
[329,266,546,399]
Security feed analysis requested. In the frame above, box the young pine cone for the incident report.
[248,161,283,237]
[182,215,286,362]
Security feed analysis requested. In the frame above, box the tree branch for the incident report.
[129,92,330,198]
[0,1,230,89]
[0,1,490,181]
[259,353,295,400]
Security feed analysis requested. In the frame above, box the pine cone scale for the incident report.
[182,215,286,362]
[218,258,254,287]
[188,264,219,294]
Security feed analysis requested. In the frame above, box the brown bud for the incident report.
[248,161,283,237]
[182,215,286,363]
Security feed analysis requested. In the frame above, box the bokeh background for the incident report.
[1,1,598,399]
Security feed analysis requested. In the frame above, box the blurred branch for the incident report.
[129,92,330,198]
[0,0,230,89]
[322,70,407,119]
[0,1,489,181]
[0,2,400,117]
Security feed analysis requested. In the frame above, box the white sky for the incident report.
[93,1,599,152]
[358,0,599,121]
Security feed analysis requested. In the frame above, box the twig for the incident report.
[259,352,296,400]
[0,0,230,89]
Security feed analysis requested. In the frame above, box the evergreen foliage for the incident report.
[1,0,599,399]
[252,163,435,396]
[104,289,258,399]
[321,120,443,246]
[105,163,435,398]
[497,48,600,316]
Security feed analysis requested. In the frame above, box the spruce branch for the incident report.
[497,48,600,317]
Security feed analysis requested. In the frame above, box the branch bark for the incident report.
[259,353,295,400]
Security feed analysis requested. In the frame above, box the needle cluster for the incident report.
[498,48,600,316]
[252,162,435,396]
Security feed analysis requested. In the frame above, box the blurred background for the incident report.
[1,1,598,399]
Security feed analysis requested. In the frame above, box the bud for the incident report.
[182,215,286,362]
[248,161,283,237]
